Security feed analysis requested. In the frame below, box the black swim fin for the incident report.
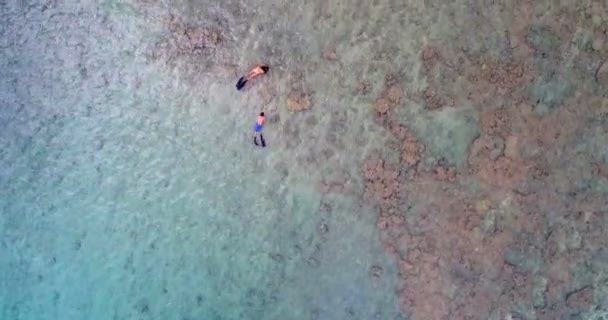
[253,135,266,147]
[236,76,248,90]
[260,134,266,147]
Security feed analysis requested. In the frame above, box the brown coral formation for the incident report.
[480,107,511,137]
[147,14,223,65]
[401,137,423,168]
[362,18,608,318]
[355,81,372,95]
[433,166,457,181]
[373,84,403,115]
[167,15,220,51]
[478,62,527,94]
[323,47,338,61]
[460,58,533,114]
[396,194,520,320]
[377,112,425,173]
[422,86,445,110]
[363,149,593,320]
[284,69,315,112]
[363,149,523,320]
[373,98,391,114]
[385,85,402,104]
[286,93,312,112]
[363,155,401,204]
[469,135,525,189]
[154,6,608,319]
[419,45,459,111]
[422,46,437,70]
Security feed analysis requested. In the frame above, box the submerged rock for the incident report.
[413,108,480,167]
[531,276,548,308]
[369,265,384,278]
[503,243,544,274]
[306,256,320,268]
[580,309,608,320]
[480,209,497,235]
[592,32,606,52]
[527,69,573,110]
[564,228,582,251]
[324,47,338,61]
[565,286,594,309]
[318,223,329,234]
[385,85,402,104]
[526,25,562,57]
[488,136,505,161]
[597,61,608,87]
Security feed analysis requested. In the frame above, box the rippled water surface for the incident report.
[3,1,608,320]
[1,1,408,319]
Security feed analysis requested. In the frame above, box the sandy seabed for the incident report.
[1,1,608,320]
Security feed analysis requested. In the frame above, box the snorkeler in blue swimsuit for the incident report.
[253,112,266,147]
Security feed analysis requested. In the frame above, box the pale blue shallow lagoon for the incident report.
[0,1,405,319]
[7,1,608,319]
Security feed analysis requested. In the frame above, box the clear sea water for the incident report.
[1,1,407,319]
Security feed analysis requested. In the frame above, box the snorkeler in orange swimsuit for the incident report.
[236,65,269,90]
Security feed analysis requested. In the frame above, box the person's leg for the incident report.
[260,133,266,147]
[253,135,259,146]
[236,76,248,90]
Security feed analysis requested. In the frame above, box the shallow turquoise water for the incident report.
[1,1,405,319]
